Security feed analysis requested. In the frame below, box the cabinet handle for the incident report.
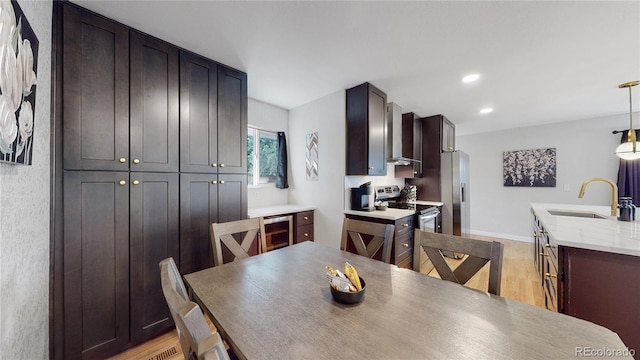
[539,252,549,257]
[220,180,225,184]
[544,243,555,248]
[402,243,409,248]
[211,163,217,167]
[414,171,418,175]
[533,233,538,237]
[539,229,546,233]
[119,157,126,163]
[133,159,140,164]
[220,163,225,167]
[403,223,409,227]
[368,166,374,170]
[304,216,309,220]
[211,180,217,184]
[119,180,126,186]
[545,272,557,278]
[132,180,140,185]
[304,233,309,237]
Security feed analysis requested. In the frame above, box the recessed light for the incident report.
[462,74,480,83]
[480,108,493,114]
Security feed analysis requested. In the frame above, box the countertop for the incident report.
[530,203,640,257]
[248,204,316,218]
[344,208,416,221]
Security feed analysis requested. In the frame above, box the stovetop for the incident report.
[386,201,439,214]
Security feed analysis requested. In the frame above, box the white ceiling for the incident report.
[72,1,640,135]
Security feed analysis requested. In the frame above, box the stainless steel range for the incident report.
[374,185,441,233]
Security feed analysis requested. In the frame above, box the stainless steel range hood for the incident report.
[386,102,421,165]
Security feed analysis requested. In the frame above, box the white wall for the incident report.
[247,98,289,208]
[344,170,405,210]
[288,90,346,249]
[457,113,632,241]
[0,1,52,358]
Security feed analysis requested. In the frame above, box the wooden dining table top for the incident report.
[183,241,631,359]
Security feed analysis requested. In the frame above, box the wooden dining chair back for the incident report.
[340,218,395,263]
[159,257,230,360]
[413,230,504,295]
[210,218,267,267]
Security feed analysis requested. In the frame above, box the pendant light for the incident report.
[615,80,640,160]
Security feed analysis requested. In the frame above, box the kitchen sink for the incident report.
[547,209,608,219]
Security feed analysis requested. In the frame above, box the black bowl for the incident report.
[330,277,366,304]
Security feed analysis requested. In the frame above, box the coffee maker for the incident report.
[351,182,374,211]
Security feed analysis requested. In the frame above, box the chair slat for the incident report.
[211,218,266,266]
[341,218,395,264]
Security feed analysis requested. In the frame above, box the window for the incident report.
[248,127,278,186]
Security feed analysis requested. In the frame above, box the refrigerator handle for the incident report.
[461,183,466,203]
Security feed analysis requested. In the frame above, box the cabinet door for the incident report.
[217,66,247,174]
[130,31,179,172]
[346,82,387,175]
[62,4,129,171]
[442,117,455,152]
[179,52,218,173]
[218,173,248,223]
[180,173,217,274]
[63,171,130,359]
[367,85,387,175]
[130,172,179,342]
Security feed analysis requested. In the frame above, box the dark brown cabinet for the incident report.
[179,173,247,274]
[346,82,387,176]
[53,3,247,359]
[180,53,247,174]
[62,4,129,171]
[129,173,179,342]
[63,171,130,359]
[295,210,315,243]
[130,31,179,173]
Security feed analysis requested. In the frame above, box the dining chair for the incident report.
[340,218,395,263]
[210,218,267,267]
[413,230,504,295]
[159,257,230,360]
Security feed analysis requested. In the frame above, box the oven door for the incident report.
[419,212,439,233]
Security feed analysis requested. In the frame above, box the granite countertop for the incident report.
[248,204,316,218]
[411,200,444,207]
[344,208,416,221]
[530,203,640,257]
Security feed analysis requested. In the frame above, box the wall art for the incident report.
[0,0,39,165]
[305,132,318,181]
[503,148,556,187]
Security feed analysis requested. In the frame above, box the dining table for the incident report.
[183,241,632,359]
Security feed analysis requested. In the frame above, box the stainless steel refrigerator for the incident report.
[440,151,470,237]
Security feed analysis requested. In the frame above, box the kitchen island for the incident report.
[530,203,640,353]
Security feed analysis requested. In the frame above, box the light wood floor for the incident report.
[109,236,544,360]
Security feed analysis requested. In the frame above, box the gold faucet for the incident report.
[578,178,618,216]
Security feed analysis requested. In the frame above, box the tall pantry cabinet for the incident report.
[52,3,247,359]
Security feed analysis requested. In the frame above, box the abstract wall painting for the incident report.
[0,0,39,165]
[503,148,556,187]
[305,132,318,181]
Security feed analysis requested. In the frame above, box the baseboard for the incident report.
[469,230,531,243]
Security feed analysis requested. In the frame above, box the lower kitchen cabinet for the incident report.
[180,173,247,274]
[344,214,414,268]
[63,171,180,357]
[63,171,131,359]
[129,173,179,342]
[531,210,640,352]
[295,210,314,243]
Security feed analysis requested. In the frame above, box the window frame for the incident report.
[247,127,279,188]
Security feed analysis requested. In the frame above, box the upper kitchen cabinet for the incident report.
[62,9,180,172]
[130,31,180,172]
[217,66,248,174]
[437,115,456,152]
[346,82,387,176]
[180,52,247,174]
[62,5,129,171]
